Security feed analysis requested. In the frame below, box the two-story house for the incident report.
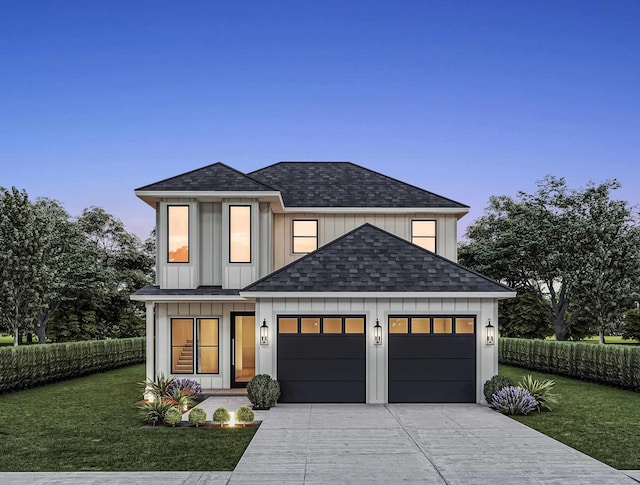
[132,162,514,404]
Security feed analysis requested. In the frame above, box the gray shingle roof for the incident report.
[134,286,240,296]
[136,163,276,192]
[249,162,468,208]
[243,224,512,293]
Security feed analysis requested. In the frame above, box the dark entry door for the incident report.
[277,315,366,403]
[388,316,476,403]
[231,312,256,388]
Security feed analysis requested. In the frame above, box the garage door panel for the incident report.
[388,336,475,359]
[277,316,366,403]
[279,381,366,403]
[388,315,476,403]
[389,358,475,382]
[278,336,363,359]
[278,357,365,381]
[390,381,475,403]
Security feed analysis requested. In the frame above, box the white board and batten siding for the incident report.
[155,301,255,389]
[272,213,459,271]
[158,199,267,290]
[255,296,498,404]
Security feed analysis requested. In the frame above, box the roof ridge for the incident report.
[242,223,371,291]
[135,162,277,192]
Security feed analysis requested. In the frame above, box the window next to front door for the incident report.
[171,318,219,374]
[411,220,436,253]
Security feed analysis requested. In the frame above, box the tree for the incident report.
[48,207,154,341]
[620,307,640,342]
[0,188,55,345]
[498,292,553,339]
[459,176,640,341]
[33,200,104,343]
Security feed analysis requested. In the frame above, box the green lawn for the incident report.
[500,364,640,470]
[0,335,13,346]
[0,364,256,471]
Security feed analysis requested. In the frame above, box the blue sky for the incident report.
[2,1,639,239]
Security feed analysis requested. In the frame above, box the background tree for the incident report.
[48,207,154,341]
[498,292,553,339]
[0,188,56,345]
[621,307,640,342]
[459,176,640,341]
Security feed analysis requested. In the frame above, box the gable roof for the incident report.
[242,223,512,294]
[135,162,276,192]
[249,162,468,208]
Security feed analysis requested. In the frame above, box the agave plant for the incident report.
[138,399,175,426]
[140,373,176,401]
[519,375,559,411]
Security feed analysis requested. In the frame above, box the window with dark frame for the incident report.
[230,205,251,263]
[171,318,220,374]
[411,220,436,253]
[168,205,189,263]
[292,220,318,254]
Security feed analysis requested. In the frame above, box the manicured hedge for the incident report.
[0,337,145,392]
[499,337,640,391]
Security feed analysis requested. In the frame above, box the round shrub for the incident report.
[236,405,255,425]
[490,386,538,415]
[188,407,207,427]
[212,406,231,424]
[247,374,281,409]
[164,407,182,427]
[483,375,514,403]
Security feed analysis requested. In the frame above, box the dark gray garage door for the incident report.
[277,315,366,403]
[389,316,476,403]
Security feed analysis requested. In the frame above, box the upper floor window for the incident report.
[230,205,251,263]
[411,220,436,253]
[292,220,318,254]
[168,205,189,263]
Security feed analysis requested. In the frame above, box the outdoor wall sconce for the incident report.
[485,319,495,346]
[374,319,382,345]
[260,319,269,345]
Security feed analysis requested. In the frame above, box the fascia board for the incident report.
[134,191,285,209]
[130,294,252,302]
[280,207,469,215]
[239,291,517,299]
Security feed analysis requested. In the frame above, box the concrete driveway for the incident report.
[230,403,634,484]
[0,402,635,484]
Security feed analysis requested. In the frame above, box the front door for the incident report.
[231,312,256,388]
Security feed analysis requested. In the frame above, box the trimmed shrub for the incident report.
[188,407,207,427]
[164,407,183,427]
[212,407,231,424]
[519,374,558,411]
[490,386,538,415]
[236,405,255,425]
[483,375,514,403]
[0,337,145,393]
[499,337,640,391]
[138,399,175,426]
[246,374,280,409]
